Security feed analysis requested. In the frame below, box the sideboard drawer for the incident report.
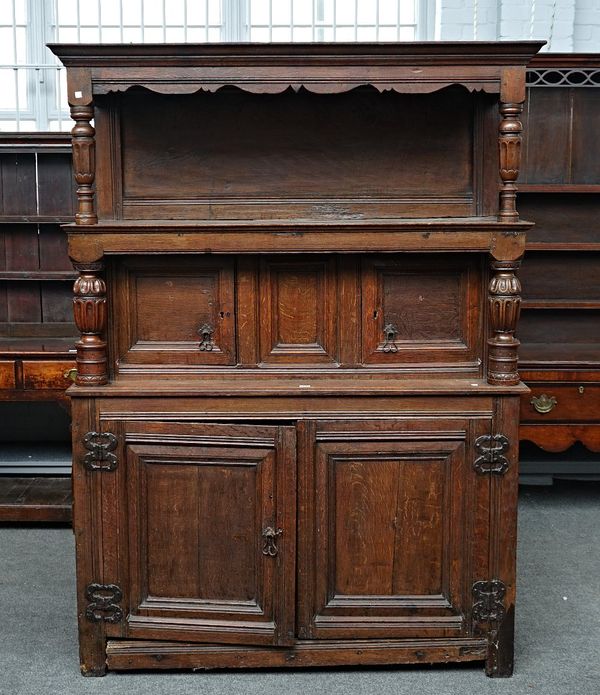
[22,360,75,390]
[521,384,600,422]
[0,360,16,389]
[113,258,236,367]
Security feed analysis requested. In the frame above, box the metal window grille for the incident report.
[1,0,429,132]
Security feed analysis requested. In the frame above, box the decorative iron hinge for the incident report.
[262,527,283,557]
[85,583,124,624]
[472,579,506,625]
[473,434,509,475]
[83,432,118,471]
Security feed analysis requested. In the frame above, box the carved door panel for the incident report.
[112,257,236,368]
[361,255,482,369]
[104,420,296,646]
[298,417,492,640]
[258,256,339,366]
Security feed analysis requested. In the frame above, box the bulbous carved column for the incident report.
[498,102,523,222]
[73,262,108,386]
[70,104,98,225]
[487,259,521,386]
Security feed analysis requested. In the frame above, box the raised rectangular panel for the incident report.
[114,257,236,367]
[298,418,492,640]
[106,421,296,646]
[361,255,482,368]
[259,257,339,366]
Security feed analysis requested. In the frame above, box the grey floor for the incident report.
[1,481,599,695]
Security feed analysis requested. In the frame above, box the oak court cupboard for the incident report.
[49,41,543,677]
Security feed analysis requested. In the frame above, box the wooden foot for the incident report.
[80,663,107,677]
[485,605,515,678]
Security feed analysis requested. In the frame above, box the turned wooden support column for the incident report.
[72,262,108,386]
[487,259,521,386]
[498,101,523,222]
[70,104,98,225]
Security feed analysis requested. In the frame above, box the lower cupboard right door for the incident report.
[297,417,494,640]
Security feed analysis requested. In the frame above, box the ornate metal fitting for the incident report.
[262,527,283,557]
[473,434,509,475]
[198,323,215,351]
[63,367,78,383]
[531,393,558,414]
[83,432,118,471]
[85,583,123,624]
[382,323,399,353]
[472,580,506,624]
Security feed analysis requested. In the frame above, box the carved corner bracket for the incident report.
[85,583,123,623]
[72,261,108,386]
[487,258,521,386]
[70,103,98,225]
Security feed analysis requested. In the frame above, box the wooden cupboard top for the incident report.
[67,375,529,398]
[48,41,543,101]
[65,218,531,262]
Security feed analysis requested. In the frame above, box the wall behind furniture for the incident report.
[439,0,599,51]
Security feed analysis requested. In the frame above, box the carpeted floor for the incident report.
[1,481,599,695]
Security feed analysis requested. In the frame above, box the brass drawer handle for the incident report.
[63,367,78,383]
[530,393,557,414]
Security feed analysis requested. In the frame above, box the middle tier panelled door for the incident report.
[100,420,296,646]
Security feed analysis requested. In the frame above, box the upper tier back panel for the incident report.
[95,86,498,221]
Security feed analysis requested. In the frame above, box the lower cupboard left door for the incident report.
[86,420,297,647]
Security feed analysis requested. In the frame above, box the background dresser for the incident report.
[0,134,76,521]
[519,54,600,466]
[50,41,541,677]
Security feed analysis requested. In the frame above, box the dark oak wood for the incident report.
[0,476,72,522]
[518,55,600,453]
[105,638,488,670]
[49,41,543,678]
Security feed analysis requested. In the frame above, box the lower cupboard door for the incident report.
[297,418,493,640]
[104,421,296,646]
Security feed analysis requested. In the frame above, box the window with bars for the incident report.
[1,0,432,132]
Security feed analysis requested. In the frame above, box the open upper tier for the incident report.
[49,41,543,226]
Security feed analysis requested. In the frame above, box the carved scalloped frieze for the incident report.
[94,80,502,98]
